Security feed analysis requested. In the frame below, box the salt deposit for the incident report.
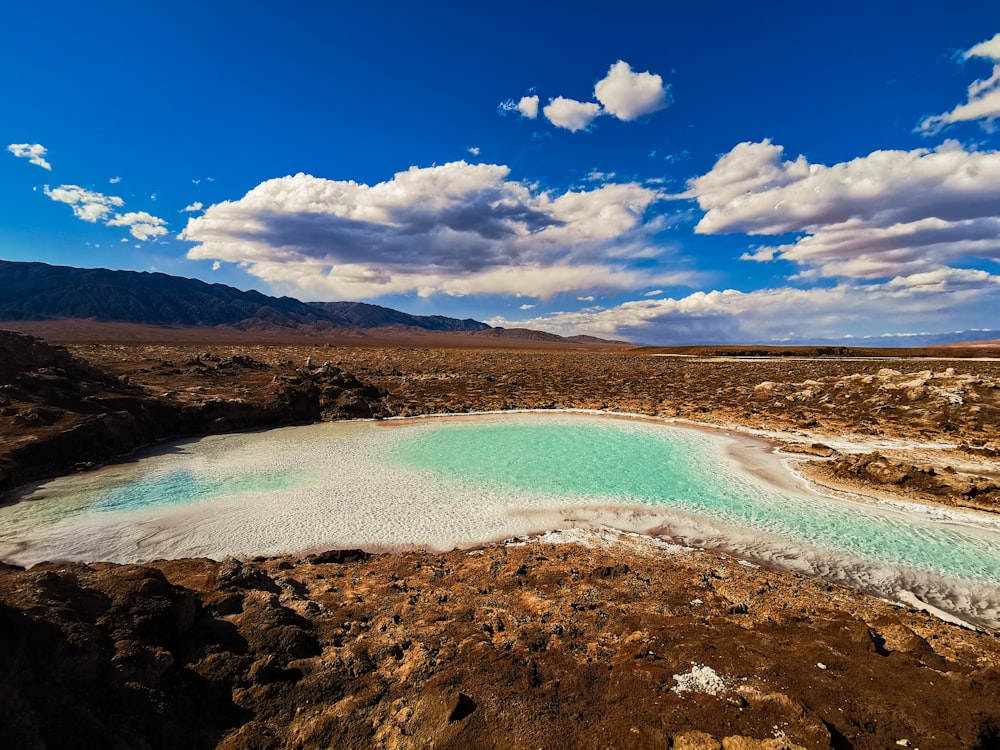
[1,412,999,628]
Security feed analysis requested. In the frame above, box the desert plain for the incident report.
[1,326,999,749]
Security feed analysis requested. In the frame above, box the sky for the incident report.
[4,1,1000,344]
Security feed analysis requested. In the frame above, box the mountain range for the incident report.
[2,260,993,347]
[0,260,491,333]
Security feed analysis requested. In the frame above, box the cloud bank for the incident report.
[686,139,1000,281]
[490,270,1000,344]
[496,113,1000,342]
[180,160,692,299]
[7,143,52,170]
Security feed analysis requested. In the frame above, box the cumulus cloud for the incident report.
[110,176,121,184]
[685,139,1000,280]
[43,184,124,222]
[498,95,540,119]
[543,97,602,132]
[106,211,169,241]
[466,146,480,156]
[504,62,668,134]
[491,269,1000,344]
[918,32,1000,135]
[180,160,687,299]
[594,61,670,121]
[42,183,167,240]
[7,143,52,170]
[183,201,204,212]
[519,303,535,310]
[517,94,539,119]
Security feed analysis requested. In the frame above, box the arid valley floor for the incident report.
[1,327,999,749]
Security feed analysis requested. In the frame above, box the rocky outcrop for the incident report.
[0,332,393,495]
[813,451,1000,512]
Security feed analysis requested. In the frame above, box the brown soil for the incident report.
[61,339,1000,513]
[3,534,1000,750]
[1,329,1000,748]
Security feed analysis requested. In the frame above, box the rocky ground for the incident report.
[0,332,391,493]
[1,332,1000,748]
[3,531,1000,750]
[63,340,1000,513]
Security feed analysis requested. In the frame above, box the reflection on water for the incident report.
[0,413,998,628]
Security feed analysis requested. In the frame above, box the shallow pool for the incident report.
[1,413,998,627]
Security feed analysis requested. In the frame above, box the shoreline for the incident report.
[5,410,1000,630]
[9,407,1000,555]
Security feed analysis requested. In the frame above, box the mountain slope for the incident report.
[0,260,488,332]
[0,260,348,328]
[308,300,489,332]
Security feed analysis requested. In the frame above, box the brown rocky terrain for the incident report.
[56,340,1000,513]
[1,331,999,748]
[3,533,1000,750]
[0,331,393,494]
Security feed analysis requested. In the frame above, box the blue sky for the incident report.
[4,1,1000,344]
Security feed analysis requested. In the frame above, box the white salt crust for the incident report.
[0,413,998,630]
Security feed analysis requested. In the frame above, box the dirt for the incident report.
[3,533,1000,749]
[1,330,1000,748]
[62,341,1000,512]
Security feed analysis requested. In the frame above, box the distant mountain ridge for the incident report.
[0,260,489,333]
[308,300,489,332]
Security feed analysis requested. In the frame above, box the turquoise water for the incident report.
[390,421,1000,586]
[1,415,998,626]
[89,469,306,514]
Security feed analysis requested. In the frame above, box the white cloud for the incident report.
[183,201,204,213]
[643,289,663,296]
[106,211,169,241]
[180,161,688,299]
[42,180,168,242]
[543,97,602,132]
[212,260,221,271]
[577,295,595,302]
[7,143,52,170]
[110,176,121,184]
[593,60,670,121]
[467,146,480,156]
[918,32,1000,134]
[43,184,124,222]
[519,303,535,310]
[491,269,1000,344]
[517,95,539,119]
[498,94,540,119]
[505,62,668,134]
[685,139,1000,280]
